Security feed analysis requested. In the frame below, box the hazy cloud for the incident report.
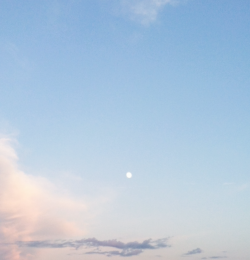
[120,0,179,24]
[183,248,202,256]
[18,237,169,257]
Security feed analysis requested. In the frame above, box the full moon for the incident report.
[126,172,132,178]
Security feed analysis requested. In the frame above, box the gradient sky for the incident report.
[0,0,250,259]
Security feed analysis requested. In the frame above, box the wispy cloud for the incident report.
[183,248,202,256]
[17,237,170,257]
[120,0,179,25]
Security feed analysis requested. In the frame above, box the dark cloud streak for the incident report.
[17,237,170,257]
[183,248,202,256]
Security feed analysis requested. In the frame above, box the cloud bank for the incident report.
[18,237,169,257]
[0,138,86,260]
[121,0,179,24]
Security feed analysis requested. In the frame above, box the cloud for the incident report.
[0,137,170,259]
[85,249,143,257]
[209,257,227,259]
[121,0,179,24]
[183,248,202,256]
[0,138,87,260]
[17,237,170,257]
[202,257,227,259]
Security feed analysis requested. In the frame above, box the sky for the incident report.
[0,0,250,259]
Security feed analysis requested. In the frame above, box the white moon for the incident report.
[126,172,132,178]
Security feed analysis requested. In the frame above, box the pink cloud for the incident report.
[0,138,87,260]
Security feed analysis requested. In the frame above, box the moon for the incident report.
[126,172,132,179]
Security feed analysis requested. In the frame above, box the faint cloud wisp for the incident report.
[120,0,179,24]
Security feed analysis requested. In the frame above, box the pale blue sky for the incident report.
[0,1,250,259]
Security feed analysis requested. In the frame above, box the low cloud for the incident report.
[183,248,202,256]
[121,0,179,24]
[18,237,170,257]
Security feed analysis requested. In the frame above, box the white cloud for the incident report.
[0,138,88,260]
[121,0,179,24]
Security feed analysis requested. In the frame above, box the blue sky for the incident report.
[0,0,250,259]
